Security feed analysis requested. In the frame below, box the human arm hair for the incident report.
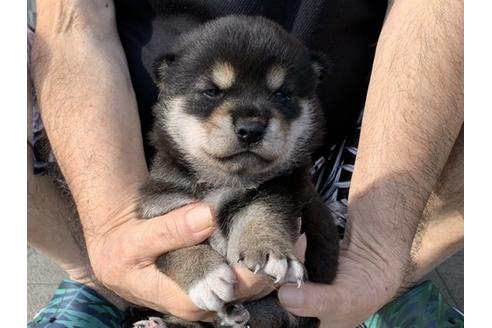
[32,0,148,236]
[31,1,282,318]
[279,0,463,325]
[348,0,464,286]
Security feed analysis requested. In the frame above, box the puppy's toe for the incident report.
[285,257,306,287]
[133,317,167,328]
[188,264,236,312]
[238,251,267,274]
[263,256,288,283]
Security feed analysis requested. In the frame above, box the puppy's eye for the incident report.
[273,90,292,102]
[202,88,223,98]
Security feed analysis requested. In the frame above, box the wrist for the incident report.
[84,212,141,288]
[344,203,412,304]
[81,189,143,244]
[343,231,407,297]
[347,174,426,253]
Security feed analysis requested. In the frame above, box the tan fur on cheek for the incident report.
[270,109,289,135]
[266,65,287,90]
[205,102,234,135]
[258,109,289,161]
[202,101,241,158]
[212,62,236,89]
[263,99,316,165]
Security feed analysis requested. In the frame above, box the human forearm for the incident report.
[31,3,212,315]
[32,1,147,237]
[278,1,463,326]
[31,2,280,315]
[348,0,463,286]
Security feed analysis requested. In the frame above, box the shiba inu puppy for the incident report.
[132,15,339,328]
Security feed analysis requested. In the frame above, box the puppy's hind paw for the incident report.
[216,304,251,327]
[133,317,167,328]
[188,264,237,312]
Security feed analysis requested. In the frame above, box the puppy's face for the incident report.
[153,16,326,185]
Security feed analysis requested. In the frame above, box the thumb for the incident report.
[136,203,215,257]
[278,282,344,318]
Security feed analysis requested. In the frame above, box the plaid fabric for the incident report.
[28,27,54,176]
[28,279,126,328]
[311,112,363,238]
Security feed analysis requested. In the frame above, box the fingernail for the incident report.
[185,205,213,233]
[279,285,304,309]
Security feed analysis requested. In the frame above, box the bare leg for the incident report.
[403,126,464,287]
[27,74,127,310]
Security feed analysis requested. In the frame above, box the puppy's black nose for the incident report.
[235,121,266,144]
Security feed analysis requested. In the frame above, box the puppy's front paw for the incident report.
[188,264,236,312]
[238,245,306,285]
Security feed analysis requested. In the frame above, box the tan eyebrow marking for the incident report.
[266,65,287,90]
[211,62,236,89]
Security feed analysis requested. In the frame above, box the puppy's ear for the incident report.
[153,53,176,83]
[310,52,334,82]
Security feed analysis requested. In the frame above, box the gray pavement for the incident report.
[27,246,66,321]
[27,246,464,322]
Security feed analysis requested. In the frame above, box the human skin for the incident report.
[277,0,463,326]
[30,0,279,322]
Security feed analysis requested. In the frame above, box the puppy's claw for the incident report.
[286,258,306,286]
[263,256,288,284]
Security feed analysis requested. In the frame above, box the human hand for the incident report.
[87,203,220,321]
[278,233,404,328]
[87,202,308,322]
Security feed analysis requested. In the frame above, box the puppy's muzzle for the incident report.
[234,119,267,144]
